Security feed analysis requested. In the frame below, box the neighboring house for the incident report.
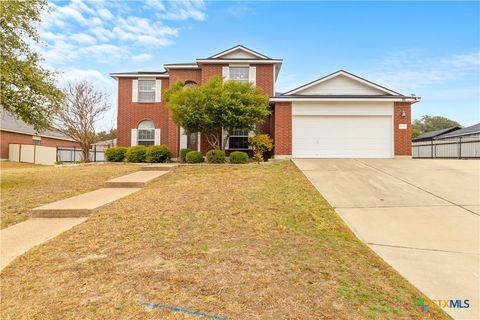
[436,123,480,140]
[94,138,117,148]
[0,109,78,159]
[412,123,480,159]
[412,127,461,142]
[111,45,419,159]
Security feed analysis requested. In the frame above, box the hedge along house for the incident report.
[111,45,419,159]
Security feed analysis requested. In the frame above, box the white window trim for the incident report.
[228,66,250,83]
[137,78,158,103]
[132,80,138,103]
[131,129,138,146]
[226,127,254,150]
[154,128,161,145]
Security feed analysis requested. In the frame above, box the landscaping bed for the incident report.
[0,161,139,228]
[0,162,448,319]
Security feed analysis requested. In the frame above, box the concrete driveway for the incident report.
[294,158,479,320]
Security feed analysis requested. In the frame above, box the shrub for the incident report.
[146,145,170,163]
[105,146,128,162]
[185,151,204,163]
[248,133,274,163]
[206,150,226,164]
[180,148,193,162]
[229,151,248,164]
[125,145,148,163]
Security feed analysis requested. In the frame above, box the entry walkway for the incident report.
[1,164,177,270]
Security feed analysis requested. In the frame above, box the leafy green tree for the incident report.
[412,115,461,137]
[164,76,270,150]
[0,0,63,131]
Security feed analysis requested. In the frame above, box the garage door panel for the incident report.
[292,115,392,158]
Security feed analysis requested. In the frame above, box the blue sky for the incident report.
[37,1,479,130]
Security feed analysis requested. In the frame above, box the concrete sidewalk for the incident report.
[30,187,140,217]
[0,218,86,270]
[294,158,479,320]
[104,171,167,188]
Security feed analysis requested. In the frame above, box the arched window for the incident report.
[183,81,197,89]
[138,120,155,146]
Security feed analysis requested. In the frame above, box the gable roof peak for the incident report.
[208,44,271,60]
[282,69,403,96]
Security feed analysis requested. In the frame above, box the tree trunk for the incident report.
[205,132,221,150]
[81,143,90,162]
[222,133,229,151]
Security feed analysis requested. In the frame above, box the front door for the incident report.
[187,132,198,151]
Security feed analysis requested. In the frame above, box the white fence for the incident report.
[8,144,106,165]
[9,144,57,165]
[412,135,480,159]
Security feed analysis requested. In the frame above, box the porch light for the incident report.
[400,110,406,118]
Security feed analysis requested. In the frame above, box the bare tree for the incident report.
[55,81,110,162]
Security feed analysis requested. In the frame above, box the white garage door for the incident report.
[292,115,393,158]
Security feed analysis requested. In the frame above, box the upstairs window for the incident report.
[229,128,249,149]
[229,67,249,83]
[138,120,155,146]
[138,80,156,102]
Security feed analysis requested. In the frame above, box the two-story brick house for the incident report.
[111,45,418,159]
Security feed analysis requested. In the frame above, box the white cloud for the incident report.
[369,51,480,91]
[227,3,252,18]
[147,0,206,21]
[57,5,87,25]
[132,53,154,62]
[58,68,112,88]
[70,33,97,45]
[37,0,206,66]
[80,44,127,63]
[98,8,113,20]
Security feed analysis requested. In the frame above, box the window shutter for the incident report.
[155,80,161,102]
[249,67,256,85]
[132,80,138,102]
[131,129,138,146]
[222,66,229,82]
[179,127,187,149]
[154,129,161,145]
[248,128,255,149]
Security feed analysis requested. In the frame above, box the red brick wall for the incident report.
[116,63,276,158]
[0,130,79,159]
[116,77,171,148]
[200,64,223,84]
[252,64,274,96]
[169,69,202,85]
[273,102,292,156]
[394,102,412,156]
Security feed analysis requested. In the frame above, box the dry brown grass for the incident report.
[0,161,139,228]
[0,162,449,319]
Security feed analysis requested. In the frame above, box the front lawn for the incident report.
[0,162,448,319]
[0,162,139,228]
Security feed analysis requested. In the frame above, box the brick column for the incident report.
[394,102,412,156]
[273,102,292,158]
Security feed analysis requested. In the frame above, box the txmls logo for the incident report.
[416,298,470,312]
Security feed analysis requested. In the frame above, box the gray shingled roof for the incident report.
[0,109,74,140]
[438,123,480,138]
[412,127,461,141]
